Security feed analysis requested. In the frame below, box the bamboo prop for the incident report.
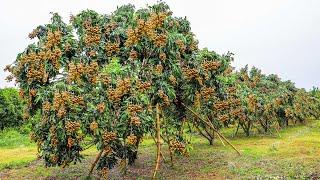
[168,147,174,167]
[88,149,104,176]
[182,103,241,156]
[216,131,226,146]
[153,103,162,179]
[153,135,167,164]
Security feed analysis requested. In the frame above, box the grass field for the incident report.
[0,120,320,179]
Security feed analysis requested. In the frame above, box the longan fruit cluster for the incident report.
[169,75,177,85]
[238,113,246,122]
[182,67,198,81]
[264,103,272,111]
[248,94,257,112]
[223,66,233,75]
[200,87,215,101]
[105,41,120,56]
[155,64,163,74]
[48,49,62,70]
[53,91,70,116]
[104,22,118,35]
[102,131,117,143]
[130,116,141,126]
[28,28,38,39]
[148,12,167,29]
[45,30,62,49]
[49,125,57,135]
[146,13,168,47]
[159,52,166,61]
[18,50,55,84]
[127,134,137,145]
[90,121,98,132]
[29,89,37,97]
[218,114,229,122]
[137,80,151,92]
[67,137,74,149]
[129,50,138,60]
[231,98,241,106]
[153,34,167,48]
[284,108,293,119]
[202,61,220,72]
[175,39,186,52]
[64,43,72,52]
[230,108,243,118]
[158,90,170,106]
[66,63,79,83]
[103,146,113,156]
[97,102,105,113]
[87,62,99,84]
[26,63,46,84]
[71,95,85,106]
[67,62,99,84]
[241,73,250,82]
[88,50,97,57]
[56,103,66,118]
[50,155,59,164]
[18,89,24,99]
[127,104,143,116]
[125,28,139,47]
[214,101,229,111]
[42,101,51,113]
[29,132,36,141]
[83,23,101,46]
[189,41,198,51]
[65,121,81,133]
[108,78,131,102]
[125,12,168,47]
[51,137,58,147]
[226,87,236,94]
[98,74,111,86]
[169,140,186,155]
[274,98,282,106]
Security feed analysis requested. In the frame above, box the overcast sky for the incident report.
[0,0,319,89]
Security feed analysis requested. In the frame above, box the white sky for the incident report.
[0,0,319,89]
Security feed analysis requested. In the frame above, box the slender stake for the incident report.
[182,103,241,156]
[153,103,162,179]
[216,131,226,146]
[88,149,104,176]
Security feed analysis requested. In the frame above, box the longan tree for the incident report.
[6,2,239,178]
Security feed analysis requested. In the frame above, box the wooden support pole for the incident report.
[153,103,161,179]
[182,103,241,156]
[88,149,104,176]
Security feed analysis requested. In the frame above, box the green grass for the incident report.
[1,121,320,179]
[0,128,36,170]
[0,128,34,148]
